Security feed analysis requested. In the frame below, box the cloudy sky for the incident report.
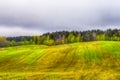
[0,0,120,36]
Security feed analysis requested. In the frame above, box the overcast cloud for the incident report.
[0,0,120,36]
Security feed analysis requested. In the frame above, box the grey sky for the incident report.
[0,0,120,36]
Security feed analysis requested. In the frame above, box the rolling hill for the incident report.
[0,41,120,80]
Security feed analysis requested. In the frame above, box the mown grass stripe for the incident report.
[25,49,45,64]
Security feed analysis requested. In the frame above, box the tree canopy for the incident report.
[0,29,119,47]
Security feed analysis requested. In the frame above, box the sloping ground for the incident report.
[0,41,120,80]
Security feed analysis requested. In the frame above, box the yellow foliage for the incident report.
[0,36,6,42]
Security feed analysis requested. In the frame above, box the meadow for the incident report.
[0,41,119,80]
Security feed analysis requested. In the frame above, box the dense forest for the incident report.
[0,29,120,47]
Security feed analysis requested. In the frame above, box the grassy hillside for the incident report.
[0,41,120,80]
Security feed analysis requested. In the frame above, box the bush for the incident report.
[0,42,8,47]
[43,39,54,46]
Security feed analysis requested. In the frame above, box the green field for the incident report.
[0,41,120,80]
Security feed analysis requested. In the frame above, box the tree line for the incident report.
[0,29,120,47]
